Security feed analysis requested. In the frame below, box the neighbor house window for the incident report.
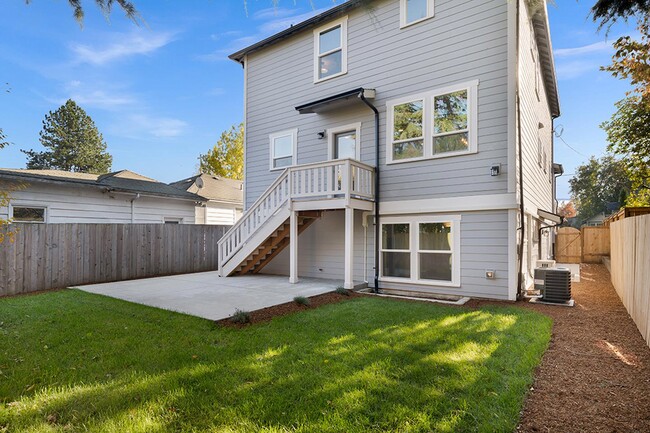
[387,80,478,164]
[380,215,461,286]
[400,0,434,28]
[314,17,348,82]
[12,206,46,223]
[269,129,297,170]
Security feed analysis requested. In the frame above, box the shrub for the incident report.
[293,296,311,306]
[335,287,350,296]
[230,309,251,324]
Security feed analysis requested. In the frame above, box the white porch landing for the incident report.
[76,273,345,321]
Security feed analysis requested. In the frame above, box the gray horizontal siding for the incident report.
[244,0,511,208]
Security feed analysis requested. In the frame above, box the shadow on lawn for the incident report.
[1,298,550,433]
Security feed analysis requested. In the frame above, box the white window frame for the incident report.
[10,204,48,224]
[313,16,348,83]
[269,128,298,171]
[379,214,461,287]
[327,122,361,161]
[400,0,435,28]
[386,80,479,164]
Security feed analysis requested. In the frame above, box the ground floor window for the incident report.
[11,206,46,223]
[380,215,460,286]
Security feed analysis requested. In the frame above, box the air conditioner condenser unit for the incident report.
[534,267,572,304]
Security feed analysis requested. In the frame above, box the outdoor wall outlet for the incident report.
[485,270,496,279]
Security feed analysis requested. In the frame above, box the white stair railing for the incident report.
[218,159,375,271]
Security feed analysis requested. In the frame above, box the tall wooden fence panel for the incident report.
[0,223,229,297]
[556,227,582,263]
[610,215,650,348]
[582,226,610,263]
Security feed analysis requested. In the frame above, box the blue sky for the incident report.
[0,0,639,199]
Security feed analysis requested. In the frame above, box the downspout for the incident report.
[359,90,380,293]
[130,193,141,224]
[515,0,526,300]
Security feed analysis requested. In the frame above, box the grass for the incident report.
[0,290,552,433]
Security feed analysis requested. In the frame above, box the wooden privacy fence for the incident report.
[0,223,229,297]
[610,215,650,349]
[556,226,610,264]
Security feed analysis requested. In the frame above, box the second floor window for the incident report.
[314,17,348,82]
[400,0,434,28]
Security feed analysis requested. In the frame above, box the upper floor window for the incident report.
[12,206,46,223]
[387,80,478,164]
[314,17,348,83]
[269,129,297,170]
[400,0,434,28]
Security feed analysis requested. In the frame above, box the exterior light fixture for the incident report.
[317,131,326,139]
[490,164,500,176]
[485,270,496,279]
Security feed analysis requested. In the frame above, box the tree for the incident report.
[591,0,650,27]
[601,16,650,204]
[22,99,113,174]
[25,0,140,25]
[199,123,244,180]
[558,201,577,219]
[569,155,632,225]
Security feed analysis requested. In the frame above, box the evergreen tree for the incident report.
[22,99,112,174]
[198,123,244,180]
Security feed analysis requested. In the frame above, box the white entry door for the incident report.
[328,123,361,161]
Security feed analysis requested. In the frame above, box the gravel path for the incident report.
[516,264,650,432]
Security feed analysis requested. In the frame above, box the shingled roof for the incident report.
[170,174,243,205]
[0,169,204,201]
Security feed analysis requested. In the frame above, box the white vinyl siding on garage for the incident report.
[0,183,196,224]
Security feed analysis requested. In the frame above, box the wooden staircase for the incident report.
[232,211,321,275]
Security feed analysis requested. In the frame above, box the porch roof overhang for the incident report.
[295,88,376,114]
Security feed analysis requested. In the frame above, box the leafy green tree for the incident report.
[591,0,650,26]
[569,155,632,225]
[25,0,140,25]
[601,15,650,204]
[22,99,113,174]
[199,123,244,180]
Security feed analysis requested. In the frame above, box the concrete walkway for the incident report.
[76,273,342,321]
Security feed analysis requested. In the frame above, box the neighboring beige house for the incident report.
[0,169,203,224]
[170,174,243,225]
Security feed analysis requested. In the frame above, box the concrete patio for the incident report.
[76,273,343,321]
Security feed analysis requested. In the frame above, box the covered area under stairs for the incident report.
[218,159,375,289]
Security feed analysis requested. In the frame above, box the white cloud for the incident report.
[554,41,613,57]
[555,60,601,80]
[71,30,176,65]
[127,114,188,138]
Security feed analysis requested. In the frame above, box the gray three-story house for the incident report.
[218,0,562,301]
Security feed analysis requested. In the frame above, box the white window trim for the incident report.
[386,80,479,165]
[313,16,348,84]
[327,122,361,161]
[379,214,461,288]
[269,128,298,171]
[9,204,48,224]
[400,0,435,29]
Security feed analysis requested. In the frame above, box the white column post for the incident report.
[289,209,299,284]
[344,206,354,289]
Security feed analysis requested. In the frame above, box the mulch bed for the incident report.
[216,264,650,431]
[515,264,650,432]
[216,290,365,328]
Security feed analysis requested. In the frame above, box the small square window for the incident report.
[269,129,297,170]
[401,0,434,28]
[314,17,348,82]
[12,206,46,223]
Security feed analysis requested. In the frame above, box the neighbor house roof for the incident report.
[229,0,560,117]
[170,174,243,205]
[0,169,204,202]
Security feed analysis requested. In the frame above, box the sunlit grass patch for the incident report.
[0,290,551,432]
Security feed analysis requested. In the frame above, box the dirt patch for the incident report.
[216,290,365,328]
[513,264,650,432]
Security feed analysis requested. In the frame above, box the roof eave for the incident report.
[531,2,561,118]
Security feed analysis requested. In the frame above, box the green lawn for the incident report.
[0,290,552,433]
